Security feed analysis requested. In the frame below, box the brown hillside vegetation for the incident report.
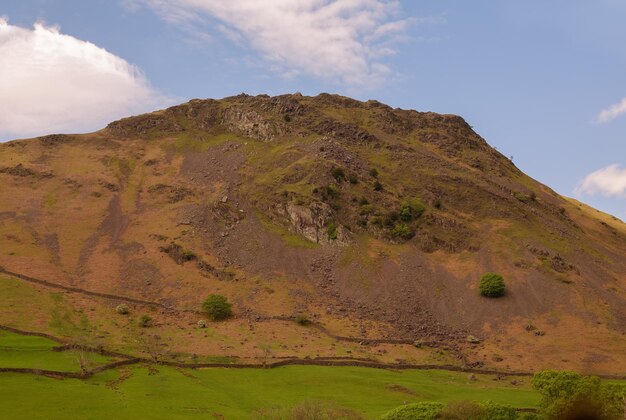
[0,93,624,374]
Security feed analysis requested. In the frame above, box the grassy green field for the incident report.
[2,326,624,419]
[0,330,117,371]
[0,328,544,419]
[0,366,540,419]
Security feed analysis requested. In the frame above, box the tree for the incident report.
[135,333,166,363]
[202,294,233,321]
[532,370,625,420]
[479,273,505,297]
[71,347,93,376]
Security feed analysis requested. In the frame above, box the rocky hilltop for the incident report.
[0,93,624,374]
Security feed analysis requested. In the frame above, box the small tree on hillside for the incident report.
[202,294,233,321]
[71,347,93,376]
[479,273,506,297]
[399,198,426,222]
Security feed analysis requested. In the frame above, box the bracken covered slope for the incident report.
[0,93,625,373]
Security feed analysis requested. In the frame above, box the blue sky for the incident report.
[1,0,625,218]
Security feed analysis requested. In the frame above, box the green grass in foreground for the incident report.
[1,326,623,419]
[0,365,540,419]
[0,330,116,372]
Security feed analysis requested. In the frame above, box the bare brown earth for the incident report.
[0,93,624,374]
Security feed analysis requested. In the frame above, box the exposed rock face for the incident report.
[283,201,349,245]
[311,118,378,144]
[168,99,221,131]
[222,106,284,141]
[106,112,183,137]
[258,95,307,116]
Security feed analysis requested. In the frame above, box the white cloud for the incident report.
[596,97,626,124]
[0,18,168,140]
[576,164,626,198]
[132,0,425,86]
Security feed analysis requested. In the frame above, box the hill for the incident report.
[0,93,624,374]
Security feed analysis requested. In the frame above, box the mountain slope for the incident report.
[0,93,624,374]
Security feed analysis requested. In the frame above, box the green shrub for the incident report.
[115,304,129,315]
[370,216,383,227]
[331,167,346,182]
[348,174,358,184]
[360,204,374,215]
[254,400,363,420]
[294,314,310,326]
[479,273,505,297]
[324,184,340,199]
[326,221,338,241]
[202,294,233,321]
[518,414,541,420]
[439,400,485,419]
[381,402,444,420]
[392,223,414,240]
[374,180,383,191]
[382,400,521,420]
[139,314,153,328]
[482,401,519,420]
[369,168,379,178]
[399,198,426,221]
[181,250,197,261]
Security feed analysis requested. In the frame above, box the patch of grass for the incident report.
[107,156,135,180]
[0,330,114,372]
[0,276,63,330]
[0,366,543,418]
[326,221,338,241]
[44,193,58,209]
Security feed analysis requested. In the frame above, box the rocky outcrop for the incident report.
[107,112,183,137]
[222,106,286,141]
[311,118,378,144]
[282,201,350,245]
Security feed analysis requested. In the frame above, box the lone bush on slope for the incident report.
[479,273,505,297]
